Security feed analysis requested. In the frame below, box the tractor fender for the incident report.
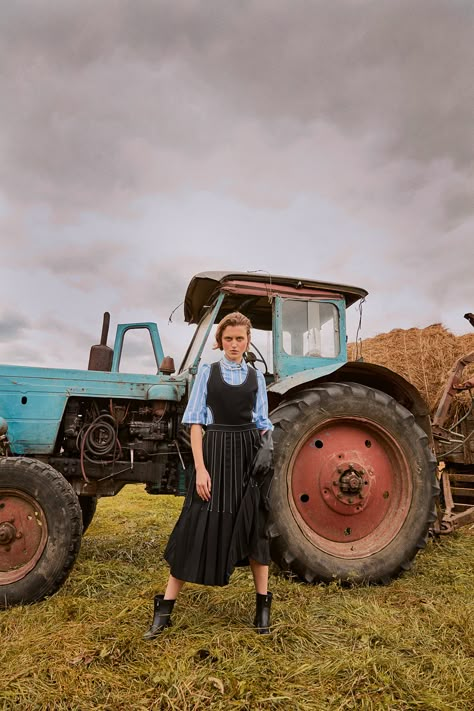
[271,361,432,441]
[267,363,344,396]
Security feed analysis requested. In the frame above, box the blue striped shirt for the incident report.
[182,357,273,430]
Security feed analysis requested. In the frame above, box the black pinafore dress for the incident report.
[164,362,271,586]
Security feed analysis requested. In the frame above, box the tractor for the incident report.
[0,270,470,608]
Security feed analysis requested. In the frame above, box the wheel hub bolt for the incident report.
[0,522,16,545]
[348,474,361,490]
[339,471,363,494]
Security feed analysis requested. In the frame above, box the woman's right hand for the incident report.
[196,466,212,501]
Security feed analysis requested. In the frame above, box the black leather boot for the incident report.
[254,591,273,634]
[143,595,175,640]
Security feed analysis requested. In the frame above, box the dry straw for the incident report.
[349,324,474,422]
[1,490,473,710]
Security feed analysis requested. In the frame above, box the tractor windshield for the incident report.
[183,325,273,375]
[282,300,340,358]
[179,294,274,375]
[180,307,217,373]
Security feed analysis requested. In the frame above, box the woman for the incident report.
[143,312,274,639]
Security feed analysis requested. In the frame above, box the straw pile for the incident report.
[348,324,474,418]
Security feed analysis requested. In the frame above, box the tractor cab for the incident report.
[179,271,367,391]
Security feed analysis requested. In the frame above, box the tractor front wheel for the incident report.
[0,458,82,607]
[269,383,438,584]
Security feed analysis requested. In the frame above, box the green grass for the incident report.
[1,487,473,711]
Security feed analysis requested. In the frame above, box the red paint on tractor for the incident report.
[0,489,48,584]
[222,280,344,301]
[289,417,413,558]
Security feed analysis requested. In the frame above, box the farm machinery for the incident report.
[431,313,474,534]
[0,271,472,607]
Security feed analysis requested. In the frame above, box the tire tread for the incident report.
[0,457,82,607]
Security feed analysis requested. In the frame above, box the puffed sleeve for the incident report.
[253,369,274,431]
[181,364,211,425]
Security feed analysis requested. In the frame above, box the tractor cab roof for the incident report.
[184,271,368,328]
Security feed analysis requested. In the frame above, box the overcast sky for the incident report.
[0,0,473,371]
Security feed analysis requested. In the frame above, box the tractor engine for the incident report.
[128,407,172,457]
[52,397,189,494]
[48,398,191,496]
[61,398,176,462]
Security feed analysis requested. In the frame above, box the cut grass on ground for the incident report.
[1,486,473,711]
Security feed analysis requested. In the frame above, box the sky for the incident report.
[0,0,473,372]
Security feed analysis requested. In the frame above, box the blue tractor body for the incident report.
[0,364,185,456]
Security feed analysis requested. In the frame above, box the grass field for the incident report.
[1,486,473,711]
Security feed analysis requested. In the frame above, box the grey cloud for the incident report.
[0,344,45,365]
[443,188,474,230]
[0,0,472,232]
[0,0,472,360]
[38,315,93,344]
[0,312,31,342]
[31,241,128,276]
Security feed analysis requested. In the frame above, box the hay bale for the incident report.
[349,324,474,416]
[457,332,474,355]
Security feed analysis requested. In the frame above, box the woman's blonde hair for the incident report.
[214,312,252,350]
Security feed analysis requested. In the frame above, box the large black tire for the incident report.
[78,495,98,534]
[0,458,82,607]
[269,383,438,584]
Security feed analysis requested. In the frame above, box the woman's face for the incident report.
[221,325,249,362]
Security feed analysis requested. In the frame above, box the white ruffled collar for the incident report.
[220,355,247,371]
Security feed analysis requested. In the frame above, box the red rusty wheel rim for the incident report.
[288,417,412,558]
[0,489,48,584]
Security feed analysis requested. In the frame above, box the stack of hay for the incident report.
[348,324,474,417]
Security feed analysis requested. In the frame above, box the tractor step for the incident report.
[439,466,474,533]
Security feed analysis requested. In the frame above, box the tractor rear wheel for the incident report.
[269,383,438,584]
[0,458,82,607]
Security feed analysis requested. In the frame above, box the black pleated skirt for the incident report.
[164,423,271,586]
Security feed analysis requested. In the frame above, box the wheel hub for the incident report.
[337,464,366,496]
[289,416,412,556]
[0,490,48,584]
[0,521,17,546]
[320,457,373,516]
